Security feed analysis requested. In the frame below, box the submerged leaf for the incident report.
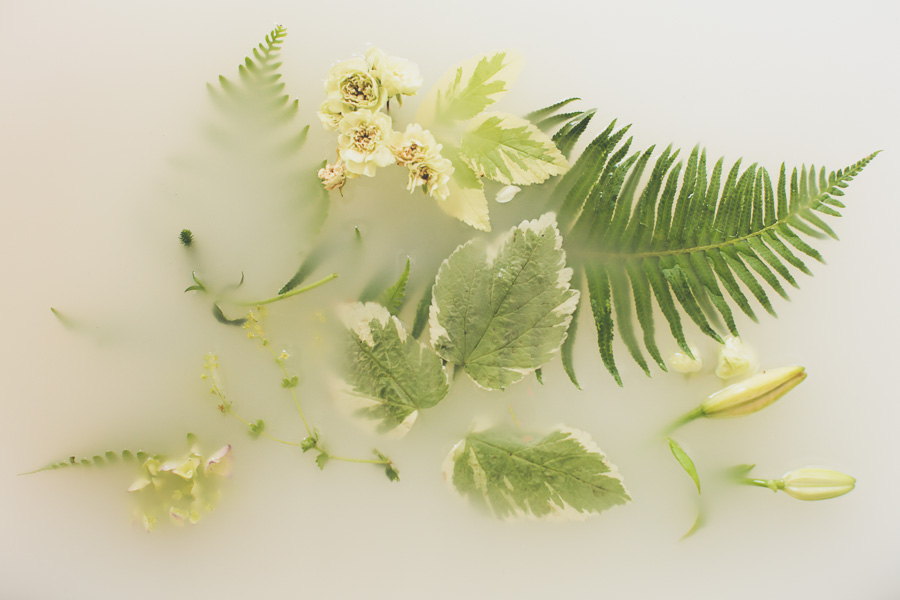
[377,257,411,316]
[417,51,522,126]
[460,112,568,185]
[667,437,701,494]
[436,148,491,231]
[443,426,630,519]
[430,213,579,390]
[339,303,449,435]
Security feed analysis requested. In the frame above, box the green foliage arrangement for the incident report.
[30,25,873,531]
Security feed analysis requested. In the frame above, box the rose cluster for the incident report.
[316,47,453,201]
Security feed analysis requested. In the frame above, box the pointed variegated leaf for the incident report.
[339,303,449,436]
[429,213,579,390]
[435,148,491,231]
[442,426,630,519]
[417,51,522,126]
[460,112,569,185]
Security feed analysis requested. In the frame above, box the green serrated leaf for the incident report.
[460,112,568,185]
[411,282,434,339]
[444,426,630,519]
[667,437,701,494]
[524,97,580,122]
[377,258,411,316]
[281,376,299,388]
[315,452,330,470]
[248,419,266,438]
[340,303,449,435]
[418,51,522,125]
[430,214,580,390]
[374,449,400,482]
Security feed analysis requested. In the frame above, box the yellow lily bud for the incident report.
[780,468,856,501]
[700,366,806,418]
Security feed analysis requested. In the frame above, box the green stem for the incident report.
[324,453,391,465]
[740,477,784,492]
[663,406,705,436]
[232,273,338,307]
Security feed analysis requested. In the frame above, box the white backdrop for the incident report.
[1,1,898,598]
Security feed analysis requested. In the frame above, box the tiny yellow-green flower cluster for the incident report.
[316,47,452,200]
[127,442,233,531]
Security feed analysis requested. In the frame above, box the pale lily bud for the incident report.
[715,336,758,379]
[670,344,702,374]
[736,465,856,501]
[780,468,856,501]
[701,365,806,418]
[666,366,806,432]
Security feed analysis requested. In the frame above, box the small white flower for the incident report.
[204,445,233,478]
[316,100,343,131]
[337,110,395,177]
[390,123,441,167]
[715,336,758,379]
[407,154,454,201]
[317,161,348,192]
[669,344,703,374]
[365,47,423,98]
[324,58,384,114]
[670,344,703,374]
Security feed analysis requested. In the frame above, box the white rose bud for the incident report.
[670,344,703,374]
[715,336,758,379]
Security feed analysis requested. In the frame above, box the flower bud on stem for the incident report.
[665,366,806,434]
[736,466,856,501]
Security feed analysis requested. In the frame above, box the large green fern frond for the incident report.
[546,114,877,385]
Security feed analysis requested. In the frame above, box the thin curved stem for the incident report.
[232,273,338,307]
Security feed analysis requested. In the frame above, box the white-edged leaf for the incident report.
[442,425,630,519]
[429,213,579,390]
[417,51,523,126]
[436,148,491,232]
[460,112,569,185]
[338,302,449,436]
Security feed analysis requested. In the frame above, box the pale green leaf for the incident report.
[339,303,449,436]
[667,437,701,494]
[430,213,580,390]
[443,426,630,519]
[417,51,522,126]
[435,148,491,232]
[460,112,569,185]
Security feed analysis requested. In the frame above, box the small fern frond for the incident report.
[21,449,153,475]
[556,119,878,384]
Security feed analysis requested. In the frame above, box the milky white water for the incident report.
[2,1,899,598]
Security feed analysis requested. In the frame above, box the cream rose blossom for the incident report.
[365,47,423,98]
[390,123,440,166]
[318,161,348,192]
[337,110,395,177]
[407,155,454,201]
[324,58,384,114]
